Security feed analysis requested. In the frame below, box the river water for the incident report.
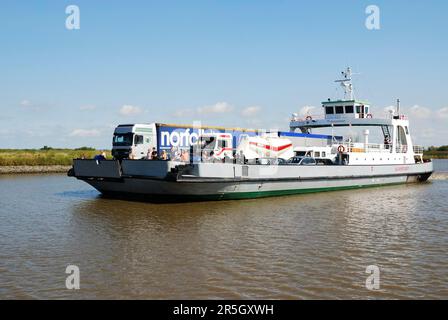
[1,160,447,299]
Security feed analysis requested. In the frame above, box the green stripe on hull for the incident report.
[198,182,406,200]
[100,181,410,203]
[174,181,407,201]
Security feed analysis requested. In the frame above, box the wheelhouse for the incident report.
[323,100,371,120]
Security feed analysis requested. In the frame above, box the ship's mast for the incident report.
[335,67,354,100]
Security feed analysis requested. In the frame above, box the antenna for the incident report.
[334,67,358,100]
[335,67,359,100]
[396,98,400,116]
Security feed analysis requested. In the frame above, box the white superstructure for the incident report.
[290,67,424,166]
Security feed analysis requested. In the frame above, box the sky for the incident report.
[0,0,447,148]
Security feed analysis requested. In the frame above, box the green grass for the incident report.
[1,147,446,166]
[424,146,448,159]
[423,151,448,159]
[0,148,108,166]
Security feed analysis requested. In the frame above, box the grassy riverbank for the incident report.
[0,147,446,168]
[421,145,448,159]
[0,148,106,166]
[423,151,448,159]
[0,165,72,174]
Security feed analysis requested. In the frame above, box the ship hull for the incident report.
[73,160,433,202]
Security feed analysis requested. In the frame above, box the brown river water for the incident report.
[1,160,447,299]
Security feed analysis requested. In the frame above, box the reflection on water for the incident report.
[0,168,447,299]
[56,190,100,199]
[433,159,448,172]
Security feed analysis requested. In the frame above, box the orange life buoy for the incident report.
[337,145,345,153]
[366,113,373,119]
[306,115,312,121]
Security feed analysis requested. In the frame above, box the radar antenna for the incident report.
[335,67,358,100]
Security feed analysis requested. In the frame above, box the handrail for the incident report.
[413,145,424,154]
[290,114,326,122]
[334,142,393,153]
[291,113,376,122]
[333,143,423,154]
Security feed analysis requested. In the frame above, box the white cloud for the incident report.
[172,108,194,118]
[298,105,316,116]
[80,104,96,111]
[409,105,431,119]
[20,99,31,107]
[197,102,233,115]
[69,129,101,137]
[437,107,448,119]
[382,105,396,116]
[19,99,42,111]
[174,102,236,118]
[119,104,142,116]
[241,106,261,117]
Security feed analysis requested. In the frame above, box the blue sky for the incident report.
[1,0,447,148]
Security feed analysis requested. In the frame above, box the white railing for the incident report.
[395,144,408,153]
[290,114,326,122]
[333,143,423,154]
[291,113,377,122]
[413,145,424,154]
[335,142,393,153]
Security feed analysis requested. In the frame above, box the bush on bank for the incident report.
[0,148,107,166]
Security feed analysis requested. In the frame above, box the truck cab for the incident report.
[112,124,157,160]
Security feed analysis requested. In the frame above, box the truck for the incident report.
[112,123,259,160]
[111,122,341,160]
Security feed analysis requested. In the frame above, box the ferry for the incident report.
[69,68,433,201]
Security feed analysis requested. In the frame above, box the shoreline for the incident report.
[430,172,448,180]
[0,165,71,174]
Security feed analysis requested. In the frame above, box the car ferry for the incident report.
[69,68,433,201]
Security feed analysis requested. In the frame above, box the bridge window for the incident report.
[345,105,354,113]
[325,106,334,114]
[335,106,344,114]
